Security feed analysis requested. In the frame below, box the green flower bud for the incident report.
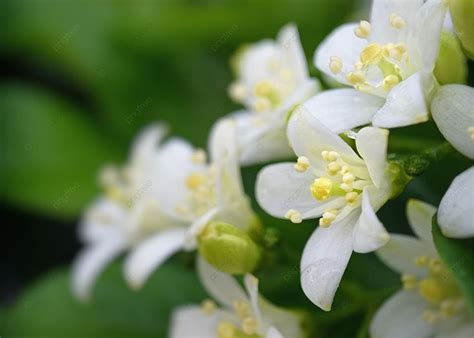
[434,31,467,84]
[450,0,474,59]
[198,222,262,274]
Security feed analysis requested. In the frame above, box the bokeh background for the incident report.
[1,0,472,337]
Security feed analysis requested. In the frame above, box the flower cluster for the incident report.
[72,0,474,337]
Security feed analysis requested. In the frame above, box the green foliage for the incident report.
[2,262,207,337]
[432,215,474,315]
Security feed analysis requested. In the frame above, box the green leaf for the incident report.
[3,262,206,337]
[0,83,120,219]
[432,215,474,314]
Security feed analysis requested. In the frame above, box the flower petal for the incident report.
[370,290,432,338]
[168,305,234,338]
[438,167,474,238]
[314,23,366,85]
[431,84,474,159]
[302,89,385,133]
[197,256,248,308]
[244,275,263,326]
[370,0,423,44]
[355,127,389,188]
[124,228,186,289]
[408,0,448,72]
[71,236,127,301]
[376,234,437,276]
[288,106,363,169]
[352,189,389,253]
[406,199,437,242]
[277,23,309,82]
[372,72,429,128]
[300,211,358,311]
[266,327,285,338]
[129,123,167,169]
[256,163,332,219]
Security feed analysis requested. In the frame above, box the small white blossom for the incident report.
[372,200,474,338]
[306,0,447,131]
[256,107,392,311]
[218,23,320,166]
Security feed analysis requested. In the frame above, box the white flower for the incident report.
[221,23,320,165]
[372,199,474,338]
[438,166,474,238]
[168,258,305,338]
[72,121,256,300]
[308,0,447,131]
[256,107,391,311]
[431,84,474,160]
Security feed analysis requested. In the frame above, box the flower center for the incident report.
[329,13,415,96]
[401,256,464,324]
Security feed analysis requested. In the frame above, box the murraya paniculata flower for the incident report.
[256,107,392,311]
[307,0,447,131]
[72,120,258,300]
[217,23,320,165]
[168,258,306,338]
[372,199,474,338]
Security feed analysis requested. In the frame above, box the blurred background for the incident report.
[1,0,472,337]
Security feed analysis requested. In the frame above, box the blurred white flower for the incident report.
[431,84,474,160]
[72,121,256,300]
[438,166,474,238]
[168,258,305,338]
[372,199,474,338]
[256,107,391,311]
[308,0,447,131]
[220,23,320,165]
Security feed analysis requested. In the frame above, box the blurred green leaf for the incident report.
[432,215,474,314]
[0,83,120,219]
[3,262,206,337]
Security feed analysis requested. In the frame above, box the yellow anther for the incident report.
[242,317,258,335]
[186,173,206,190]
[342,173,355,184]
[354,62,364,70]
[345,191,359,205]
[323,211,337,221]
[319,217,332,228]
[340,183,353,192]
[201,299,216,315]
[401,273,418,290]
[346,71,365,85]
[341,166,350,174]
[254,80,274,97]
[253,97,271,112]
[327,151,340,161]
[285,209,303,224]
[233,300,250,319]
[468,126,474,139]
[327,162,341,175]
[389,13,406,29]
[419,278,444,304]
[311,177,333,201]
[329,56,343,74]
[354,20,371,38]
[294,156,310,172]
[440,299,459,318]
[191,149,207,164]
[217,321,236,338]
[421,310,439,324]
[229,82,247,102]
[387,44,407,61]
[428,258,444,274]
[383,75,399,91]
[415,256,429,266]
[360,43,384,65]
[321,150,330,161]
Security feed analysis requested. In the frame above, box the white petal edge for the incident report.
[124,228,186,289]
[370,290,432,338]
[431,84,474,159]
[71,236,127,301]
[352,189,389,253]
[314,23,366,85]
[129,123,167,166]
[196,256,248,308]
[355,127,389,188]
[438,167,474,238]
[302,89,385,134]
[372,72,429,128]
[277,23,308,82]
[300,210,358,311]
[266,326,285,338]
[376,234,437,276]
[406,199,437,242]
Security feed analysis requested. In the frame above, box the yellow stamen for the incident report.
[419,278,444,304]
[329,56,343,74]
[186,173,206,190]
[414,255,429,266]
[191,149,207,164]
[327,161,341,175]
[354,20,371,38]
[468,126,474,139]
[401,273,418,290]
[294,156,310,172]
[389,13,406,29]
[346,70,365,84]
[383,75,399,91]
[242,317,258,335]
[217,321,236,338]
[360,43,384,65]
[285,209,302,224]
[201,299,216,315]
